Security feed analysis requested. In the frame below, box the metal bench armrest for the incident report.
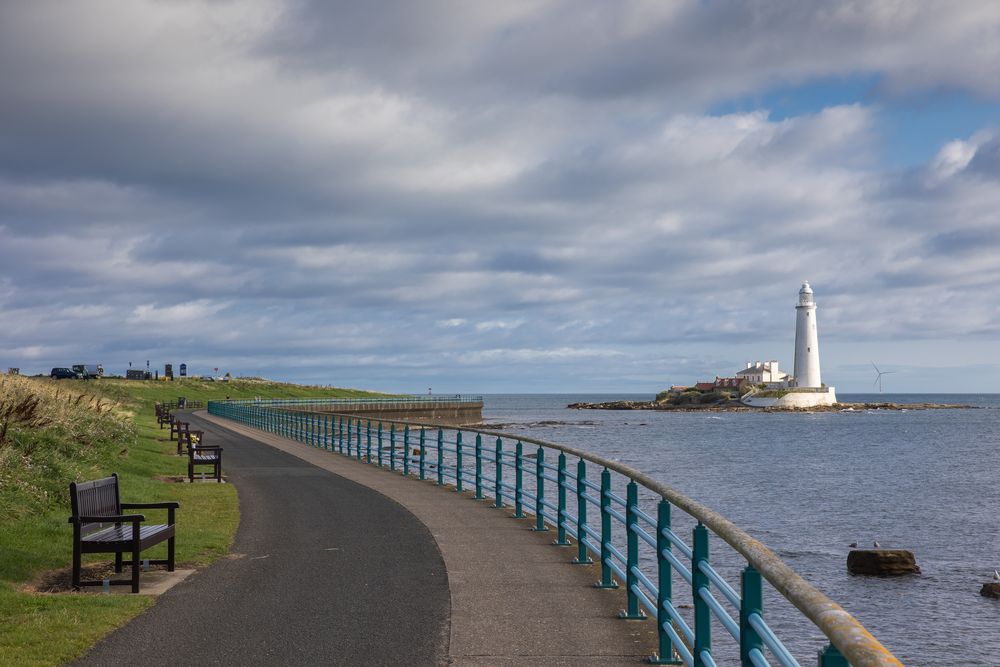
[121,501,180,510]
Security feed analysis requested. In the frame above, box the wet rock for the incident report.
[847,549,920,576]
[980,583,1000,599]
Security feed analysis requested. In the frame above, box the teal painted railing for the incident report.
[207,400,901,667]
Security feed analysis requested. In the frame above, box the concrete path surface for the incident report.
[77,411,657,666]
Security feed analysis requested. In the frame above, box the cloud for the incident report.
[0,2,998,391]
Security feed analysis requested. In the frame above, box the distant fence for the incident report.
[228,396,484,407]
[221,396,484,425]
[207,401,902,667]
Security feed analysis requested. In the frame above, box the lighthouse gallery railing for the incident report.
[208,399,901,667]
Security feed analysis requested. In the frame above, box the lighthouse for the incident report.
[793,281,822,388]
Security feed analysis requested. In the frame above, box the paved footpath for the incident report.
[76,412,656,666]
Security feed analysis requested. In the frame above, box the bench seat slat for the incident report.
[82,524,173,543]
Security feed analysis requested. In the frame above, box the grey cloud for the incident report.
[1,1,1000,391]
[265,1,1000,104]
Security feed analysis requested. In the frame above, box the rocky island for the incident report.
[567,396,973,412]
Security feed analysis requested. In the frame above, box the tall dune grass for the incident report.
[0,375,135,522]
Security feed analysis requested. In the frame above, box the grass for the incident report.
[0,375,388,666]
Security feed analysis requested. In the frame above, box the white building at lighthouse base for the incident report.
[741,386,838,408]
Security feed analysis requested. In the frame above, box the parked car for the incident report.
[71,364,103,379]
[50,367,80,379]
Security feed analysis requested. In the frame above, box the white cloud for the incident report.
[131,300,230,326]
[474,320,524,332]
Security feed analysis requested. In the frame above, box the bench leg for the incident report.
[131,542,141,593]
[188,460,193,483]
[115,551,123,573]
[72,541,82,590]
[216,461,221,483]
[168,536,176,572]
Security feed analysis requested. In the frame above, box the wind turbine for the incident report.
[872,362,895,393]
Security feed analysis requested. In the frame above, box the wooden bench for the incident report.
[69,474,179,593]
[170,416,183,441]
[188,437,223,483]
[155,402,177,429]
[176,423,204,456]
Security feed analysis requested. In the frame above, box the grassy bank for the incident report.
[0,376,387,666]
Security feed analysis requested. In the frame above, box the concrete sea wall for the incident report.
[304,399,484,426]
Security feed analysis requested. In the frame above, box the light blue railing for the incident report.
[207,400,901,667]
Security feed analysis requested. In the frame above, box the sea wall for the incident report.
[305,399,484,426]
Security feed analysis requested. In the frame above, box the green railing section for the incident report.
[207,399,902,667]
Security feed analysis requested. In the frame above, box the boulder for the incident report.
[847,549,920,576]
[980,583,1000,599]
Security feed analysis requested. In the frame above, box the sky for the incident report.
[1,1,999,394]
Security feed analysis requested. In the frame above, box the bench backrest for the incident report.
[70,474,121,535]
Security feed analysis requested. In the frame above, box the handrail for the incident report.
[207,400,902,667]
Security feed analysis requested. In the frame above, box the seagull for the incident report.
[873,540,880,548]
[849,542,858,548]
[993,569,1000,581]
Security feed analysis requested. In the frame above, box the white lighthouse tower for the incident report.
[793,281,822,388]
[741,281,837,408]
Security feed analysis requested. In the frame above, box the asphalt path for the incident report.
[75,412,450,666]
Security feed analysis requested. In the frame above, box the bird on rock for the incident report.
[993,569,1000,581]
[873,540,881,548]
[849,542,858,548]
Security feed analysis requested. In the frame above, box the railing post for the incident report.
[454,431,463,492]
[533,446,548,531]
[346,418,353,456]
[356,420,362,461]
[324,414,329,450]
[596,468,618,588]
[693,523,711,667]
[620,480,644,619]
[573,460,592,564]
[513,441,526,518]
[419,428,427,480]
[494,438,504,508]
[818,644,849,667]
[377,422,384,467]
[649,499,680,664]
[436,428,444,486]
[403,425,410,476]
[338,416,344,453]
[740,566,764,667]
[389,424,396,471]
[366,420,372,462]
[474,434,483,499]
[554,452,570,545]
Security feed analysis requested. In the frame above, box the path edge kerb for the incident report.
[193,410,454,661]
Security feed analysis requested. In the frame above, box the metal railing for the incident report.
[219,396,483,408]
[207,400,901,667]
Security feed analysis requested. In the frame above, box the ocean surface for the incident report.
[479,393,1000,666]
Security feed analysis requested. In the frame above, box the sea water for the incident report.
[482,394,1000,666]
